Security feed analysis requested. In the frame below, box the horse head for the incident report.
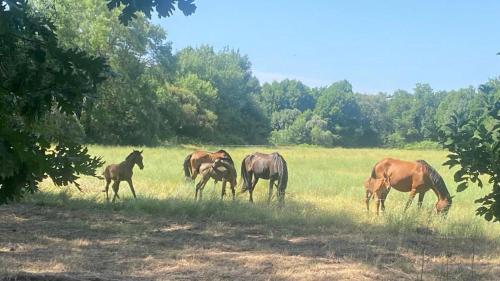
[364,177,388,192]
[132,150,144,170]
[436,195,452,214]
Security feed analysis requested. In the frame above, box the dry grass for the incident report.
[1,146,499,280]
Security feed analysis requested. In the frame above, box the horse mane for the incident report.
[126,151,137,161]
[416,160,452,203]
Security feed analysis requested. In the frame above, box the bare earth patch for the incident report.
[0,204,499,281]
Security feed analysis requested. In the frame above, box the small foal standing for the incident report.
[103,150,144,202]
[195,158,237,201]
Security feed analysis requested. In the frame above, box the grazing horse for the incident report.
[103,150,144,202]
[194,158,237,201]
[183,150,233,181]
[364,158,452,215]
[240,152,288,205]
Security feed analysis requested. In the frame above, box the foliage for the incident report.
[259,79,314,116]
[176,46,269,144]
[440,94,500,222]
[107,0,196,25]
[0,0,107,202]
[314,80,365,146]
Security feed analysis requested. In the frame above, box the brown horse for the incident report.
[183,150,233,181]
[194,158,237,201]
[364,158,452,215]
[103,150,144,202]
[240,152,288,205]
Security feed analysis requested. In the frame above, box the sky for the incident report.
[154,0,500,94]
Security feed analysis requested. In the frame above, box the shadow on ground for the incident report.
[0,193,499,281]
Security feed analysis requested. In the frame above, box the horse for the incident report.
[240,152,288,205]
[194,158,237,201]
[183,149,233,181]
[364,158,452,215]
[103,150,144,202]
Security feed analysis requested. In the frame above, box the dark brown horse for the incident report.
[103,150,144,202]
[240,152,288,205]
[364,158,452,215]
[194,158,237,201]
[183,150,233,181]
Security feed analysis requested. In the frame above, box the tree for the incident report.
[0,0,108,202]
[34,0,184,145]
[355,93,390,146]
[440,95,500,221]
[314,80,364,146]
[0,0,196,203]
[259,80,314,116]
[107,0,196,25]
[176,46,269,144]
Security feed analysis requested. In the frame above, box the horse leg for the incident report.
[126,179,137,199]
[267,179,274,205]
[195,177,209,201]
[104,178,111,202]
[365,190,372,212]
[249,177,259,203]
[381,188,390,212]
[277,181,285,207]
[230,182,236,201]
[418,192,425,209]
[404,189,417,211]
[221,180,227,201]
[374,191,382,215]
[111,181,120,202]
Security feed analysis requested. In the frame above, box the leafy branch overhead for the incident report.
[440,95,500,221]
[107,0,196,24]
[0,0,109,202]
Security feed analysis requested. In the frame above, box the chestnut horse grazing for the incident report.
[240,152,288,205]
[103,150,144,202]
[364,158,452,215]
[194,158,237,201]
[183,150,233,181]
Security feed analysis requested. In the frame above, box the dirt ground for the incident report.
[1,204,499,281]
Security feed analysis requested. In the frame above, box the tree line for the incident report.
[28,0,499,148]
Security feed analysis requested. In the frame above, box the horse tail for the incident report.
[183,153,192,179]
[240,156,251,193]
[274,153,288,204]
[417,160,452,205]
[371,166,377,178]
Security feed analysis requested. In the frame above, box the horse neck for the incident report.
[121,158,136,171]
[431,185,451,202]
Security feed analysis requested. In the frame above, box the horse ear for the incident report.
[140,150,143,154]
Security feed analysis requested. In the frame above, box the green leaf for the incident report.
[456,182,468,192]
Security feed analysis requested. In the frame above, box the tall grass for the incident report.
[30,145,500,240]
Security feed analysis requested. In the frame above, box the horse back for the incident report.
[104,162,132,181]
[375,158,425,191]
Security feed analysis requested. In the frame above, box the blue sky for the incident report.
[154,1,500,94]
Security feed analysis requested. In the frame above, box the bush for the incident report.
[310,126,337,146]
[403,141,442,150]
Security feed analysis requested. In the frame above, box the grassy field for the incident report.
[1,146,499,280]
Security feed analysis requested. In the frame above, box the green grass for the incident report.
[31,145,500,240]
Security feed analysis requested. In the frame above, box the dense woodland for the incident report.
[22,0,498,148]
